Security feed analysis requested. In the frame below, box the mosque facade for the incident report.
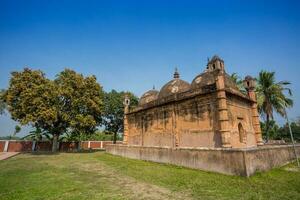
[123,56,263,148]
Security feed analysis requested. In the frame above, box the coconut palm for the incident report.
[230,73,246,93]
[23,125,51,141]
[256,70,293,142]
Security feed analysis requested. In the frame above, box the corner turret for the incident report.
[207,55,225,72]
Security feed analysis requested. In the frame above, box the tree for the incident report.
[277,119,300,142]
[260,120,280,140]
[12,125,21,139]
[230,73,246,93]
[3,68,104,152]
[256,70,293,141]
[103,90,138,144]
[23,124,51,141]
[0,89,6,115]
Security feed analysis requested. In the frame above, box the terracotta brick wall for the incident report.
[35,141,52,151]
[7,141,33,152]
[0,141,5,151]
[60,142,78,152]
[81,141,89,149]
[89,141,102,149]
[0,140,121,152]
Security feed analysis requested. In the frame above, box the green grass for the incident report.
[0,152,299,200]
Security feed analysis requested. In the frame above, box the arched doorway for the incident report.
[238,123,245,143]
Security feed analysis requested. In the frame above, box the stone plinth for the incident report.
[106,144,300,176]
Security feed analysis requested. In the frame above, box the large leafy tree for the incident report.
[260,120,280,140]
[279,120,300,142]
[256,70,293,141]
[3,68,104,152]
[260,118,300,142]
[103,90,138,143]
[0,89,6,115]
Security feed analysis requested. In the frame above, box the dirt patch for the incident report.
[41,153,193,200]
[78,162,192,200]
[284,167,300,172]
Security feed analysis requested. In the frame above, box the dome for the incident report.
[191,71,216,89]
[139,89,159,106]
[191,71,240,91]
[158,68,191,99]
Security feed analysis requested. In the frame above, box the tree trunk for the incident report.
[77,141,81,151]
[52,133,59,152]
[266,115,270,143]
[113,132,117,144]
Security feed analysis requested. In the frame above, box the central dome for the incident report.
[158,68,191,99]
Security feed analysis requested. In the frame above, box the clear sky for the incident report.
[0,0,299,137]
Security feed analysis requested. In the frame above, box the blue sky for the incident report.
[0,0,299,137]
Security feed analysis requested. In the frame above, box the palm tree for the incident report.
[230,73,246,93]
[256,70,293,142]
[23,125,51,141]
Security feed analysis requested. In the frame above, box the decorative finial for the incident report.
[174,67,180,79]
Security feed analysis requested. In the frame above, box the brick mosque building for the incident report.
[123,55,263,149]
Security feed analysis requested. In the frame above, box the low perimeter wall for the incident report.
[106,144,300,176]
[0,140,122,152]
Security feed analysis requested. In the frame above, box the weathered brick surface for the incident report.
[0,141,118,152]
[60,142,78,151]
[106,144,300,176]
[0,141,5,152]
[35,141,52,151]
[124,56,263,149]
[8,141,32,152]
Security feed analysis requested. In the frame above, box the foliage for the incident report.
[22,124,51,141]
[256,70,293,141]
[88,130,122,141]
[260,120,280,140]
[102,90,138,143]
[0,136,21,140]
[230,73,246,93]
[260,118,300,142]
[13,125,21,137]
[0,152,299,200]
[3,68,104,151]
[60,130,121,142]
[277,121,300,142]
[0,89,6,115]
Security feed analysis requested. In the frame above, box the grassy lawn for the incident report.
[0,152,299,200]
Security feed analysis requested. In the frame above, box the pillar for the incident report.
[123,95,130,145]
[172,104,179,147]
[216,72,232,148]
[4,140,9,152]
[244,76,263,146]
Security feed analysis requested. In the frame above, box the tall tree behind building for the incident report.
[256,70,293,141]
[103,90,138,144]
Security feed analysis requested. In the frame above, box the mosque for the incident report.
[123,55,263,149]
